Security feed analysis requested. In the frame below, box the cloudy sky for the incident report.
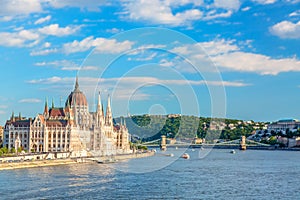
[0,0,300,124]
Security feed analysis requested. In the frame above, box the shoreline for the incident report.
[0,151,155,171]
[147,144,300,151]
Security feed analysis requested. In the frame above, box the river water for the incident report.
[0,149,299,200]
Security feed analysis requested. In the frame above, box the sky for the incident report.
[0,0,300,124]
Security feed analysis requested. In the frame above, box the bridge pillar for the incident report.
[240,136,246,150]
[160,135,167,151]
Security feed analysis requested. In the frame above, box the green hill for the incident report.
[114,115,266,142]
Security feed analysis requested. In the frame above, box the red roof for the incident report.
[46,120,68,127]
[49,108,66,118]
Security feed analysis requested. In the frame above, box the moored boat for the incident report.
[181,153,190,159]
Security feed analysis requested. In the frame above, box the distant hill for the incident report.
[114,115,267,142]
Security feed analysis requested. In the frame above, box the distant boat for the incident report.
[181,153,190,159]
[175,147,178,150]
[200,147,204,150]
[230,150,236,154]
[191,149,195,152]
[97,158,117,164]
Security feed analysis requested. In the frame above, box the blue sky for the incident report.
[0,0,300,124]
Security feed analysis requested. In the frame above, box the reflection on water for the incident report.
[1,149,300,199]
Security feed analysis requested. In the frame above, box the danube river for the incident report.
[1,149,300,199]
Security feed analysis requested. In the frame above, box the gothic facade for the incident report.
[3,78,131,157]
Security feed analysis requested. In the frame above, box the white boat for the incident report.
[230,150,236,154]
[181,153,190,159]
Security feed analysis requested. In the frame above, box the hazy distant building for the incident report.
[267,119,300,132]
[0,125,3,147]
[3,77,131,156]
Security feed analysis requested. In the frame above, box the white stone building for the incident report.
[3,77,131,157]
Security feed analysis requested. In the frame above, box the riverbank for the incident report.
[146,144,300,151]
[0,151,155,171]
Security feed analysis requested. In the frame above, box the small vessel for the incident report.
[230,150,236,154]
[175,147,178,150]
[200,147,204,150]
[181,153,190,159]
[191,149,195,152]
[97,158,117,164]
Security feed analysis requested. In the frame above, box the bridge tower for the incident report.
[240,135,246,150]
[160,135,167,151]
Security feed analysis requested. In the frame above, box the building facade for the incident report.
[267,119,300,133]
[3,78,131,157]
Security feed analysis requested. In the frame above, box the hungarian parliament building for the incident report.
[3,77,131,157]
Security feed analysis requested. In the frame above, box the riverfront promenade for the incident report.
[0,151,155,171]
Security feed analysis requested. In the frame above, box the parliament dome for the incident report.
[65,77,88,107]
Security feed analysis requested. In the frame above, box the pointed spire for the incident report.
[11,111,14,121]
[52,98,54,108]
[97,91,102,112]
[66,98,70,108]
[123,117,126,127]
[105,94,113,126]
[74,75,79,91]
[19,112,21,119]
[44,97,48,115]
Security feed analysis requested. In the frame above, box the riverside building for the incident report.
[3,77,131,157]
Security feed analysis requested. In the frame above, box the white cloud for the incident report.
[270,20,300,39]
[0,0,43,17]
[0,30,40,47]
[27,76,72,84]
[43,42,51,48]
[34,15,51,25]
[34,60,98,71]
[27,76,248,88]
[38,24,80,37]
[252,0,277,4]
[241,7,251,11]
[122,0,202,26]
[289,10,300,17]
[203,10,233,20]
[63,36,134,54]
[30,48,58,56]
[213,52,300,75]
[172,39,300,75]
[106,28,124,34]
[47,0,107,12]
[213,0,240,11]
[18,98,41,103]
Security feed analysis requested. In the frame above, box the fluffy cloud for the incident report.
[47,0,107,12]
[252,0,277,4]
[0,0,42,17]
[0,30,40,47]
[34,60,98,71]
[63,36,134,54]
[30,48,58,56]
[270,20,300,39]
[122,0,203,26]
[121,0,243,26]
[213,0,240,11]
[18,98,41,103]
[38,24,80,37]
[34,15,51,25]
[172,39,300,75]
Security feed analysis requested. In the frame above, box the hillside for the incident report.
[114,115,267,142]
